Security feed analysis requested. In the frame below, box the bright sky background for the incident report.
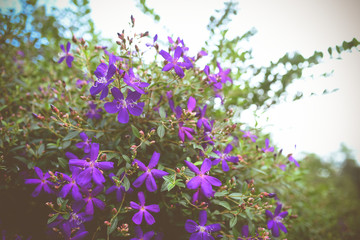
[1,0,360,162]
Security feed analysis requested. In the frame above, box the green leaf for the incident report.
[245,208,253,220]
[159,107,166,119]
[37,144,45,156]
[122,154,130,163]
[208,152,220,158]
[167,183,175,191]
[131,125,140,138]
[214,191,228,197]
[215,200,231,210]
[63,131,79,140]
[228,193,243,200]
[157,125,165,138]
[47,213,59,224]
[107,216,118,235]
[122,176,130,191]
[230,215,238,228]
[58,157,68,169]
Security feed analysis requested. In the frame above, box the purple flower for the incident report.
[178,122,195,143]
[90,63,116,100]
[159,46,191,78]
[25,167,53,197]
[61,222,88,240]
[59,169,82,201]
[204,65,222,90]
[146,34,158,48]
[185,158,221,198]
[187,96,196,113]
[262,138,274,153]
[123,68,150,94]
[288,154,300,167]
[85,102,102,119]
[166,91,175,112]
[104,87,144,124]
[197,105,211,131]
[76,132,92,153]
[81,185,105,215]
[69,143,114,186]
[242,131,258,142]
[104,50,121,65]
[238,225,249,240]
[106,173,133,202]
[131,226,154,240]
[265,203,288,237]
[216,62,232,84]
[58,42,74,68]
[130,192,160,225]
[185,210,221,240]
[132,151,169,192]
[211,144,239,172]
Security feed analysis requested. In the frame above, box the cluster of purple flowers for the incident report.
[36,34,297,239]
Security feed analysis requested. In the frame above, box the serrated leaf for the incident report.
[131,125,140,138]
[230,216,238,228]
[159,107,166,119]
[63,131,79,140]
[58,157,68,169]
[157,125,165,138]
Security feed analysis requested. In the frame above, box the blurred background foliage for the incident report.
[0,0,359,239]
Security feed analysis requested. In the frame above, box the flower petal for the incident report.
[199,210,207,226]
[145,174,157,192]
[185,220,198,233]
[130,201,140,210]
[133,172,148,188]
[224,144,233,154]
[132,210,143,225]
[184,160,200,174]
[187,176,202,189]
[144,211,155,225]
[205,175,221,187]
[148,151,160,169]
[138,191,146,206]
[206,223,221,233]
[151,169,168,178]
[145,204,160,213]
[133,159,147,171]
[200,158,212,173]
[117,108,129,124]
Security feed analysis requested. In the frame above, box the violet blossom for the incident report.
[159,46,191,78]
[132,151,169,192]
[265,203,288,237]
[104,87,144,124]
[211,144,239,172]
[288,154,300,167]
[131,226,154,240]
[58,42,74,68]
[80,185,105,215]
[130,191,160,225]
[106,173,133,202]
[85,102,102,119]
[262,138,274,153]
[76,132,92,153]
[123,68,150,94]
[69,143,114,186]
[90,63,116,100]
[242,130,258,142]
[59,168,82,201]
[185,158,221,198]
[25,167,53,197]
[185,210,221,240]
[197,105,211,131]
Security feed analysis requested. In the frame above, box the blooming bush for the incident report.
[19,15,305,239]
[2,1,360,239]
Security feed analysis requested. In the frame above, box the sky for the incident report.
[1,0,359,162]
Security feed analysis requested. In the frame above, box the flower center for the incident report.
[98,76,107,84]
[274,216,283,222]
[198,226,206,232]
